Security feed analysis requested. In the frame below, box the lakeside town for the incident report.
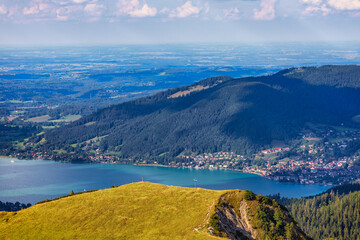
[174,126,360,185]
[176,149,359,185]
[5,125,360,186]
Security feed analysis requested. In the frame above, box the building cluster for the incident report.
[181,152,247,169]
[7,124,360,186]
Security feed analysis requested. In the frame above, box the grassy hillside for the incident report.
[0,183,223,240]
[0,183,308,240]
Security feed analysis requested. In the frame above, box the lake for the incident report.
[0,157,330,204]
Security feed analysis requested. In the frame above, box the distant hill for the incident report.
[31,65,360,162]
[0,182,309,240]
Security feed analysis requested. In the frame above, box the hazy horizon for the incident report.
[0,41,360,49]
[1,0,360,46]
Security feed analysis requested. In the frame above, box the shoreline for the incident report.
[130,162,265,177]
[0,155,334,187]
[0,156,333,204]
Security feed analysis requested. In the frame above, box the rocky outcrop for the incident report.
[209,191,310,240]
[216,200,257,240]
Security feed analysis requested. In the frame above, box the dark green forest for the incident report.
[17,65,360,162]
[271,183,360,240]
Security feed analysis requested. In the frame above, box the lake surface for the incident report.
[0,157,330,204]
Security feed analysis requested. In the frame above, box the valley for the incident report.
[3,65,359,187]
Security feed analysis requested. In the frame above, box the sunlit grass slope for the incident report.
[0,183,225,240]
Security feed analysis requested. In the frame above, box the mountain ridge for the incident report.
[0,182,309,240]
[25,65,360,162]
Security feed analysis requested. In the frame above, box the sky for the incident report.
[0,0,359,45]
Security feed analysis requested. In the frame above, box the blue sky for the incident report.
[0,0,360,45]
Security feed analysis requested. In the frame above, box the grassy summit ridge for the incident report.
[0,183,308,240]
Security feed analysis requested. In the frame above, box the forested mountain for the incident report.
[31,65,360,161]
[271,183,360,240]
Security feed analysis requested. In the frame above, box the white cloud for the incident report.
[117,0,157,17]
[23,4,40,15]
[169,1,200,18]
[117,0,138,15]
[7,6,19,18]
[84,3,105,16]
[72,0,88,3]
[129,4,157,17]
[302,0,323,5]
[0,4,7,15]
[304,4,331,15]
[301,0,360,16]
[39,3,51,11]
[22,1,53,16]
[254,0,276,20]
[327,0,360,10]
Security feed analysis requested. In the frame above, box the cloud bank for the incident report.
[0,0,359,23]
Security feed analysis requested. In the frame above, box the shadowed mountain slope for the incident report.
[34,65,360,161]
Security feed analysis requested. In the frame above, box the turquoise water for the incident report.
[0,157,330,204]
